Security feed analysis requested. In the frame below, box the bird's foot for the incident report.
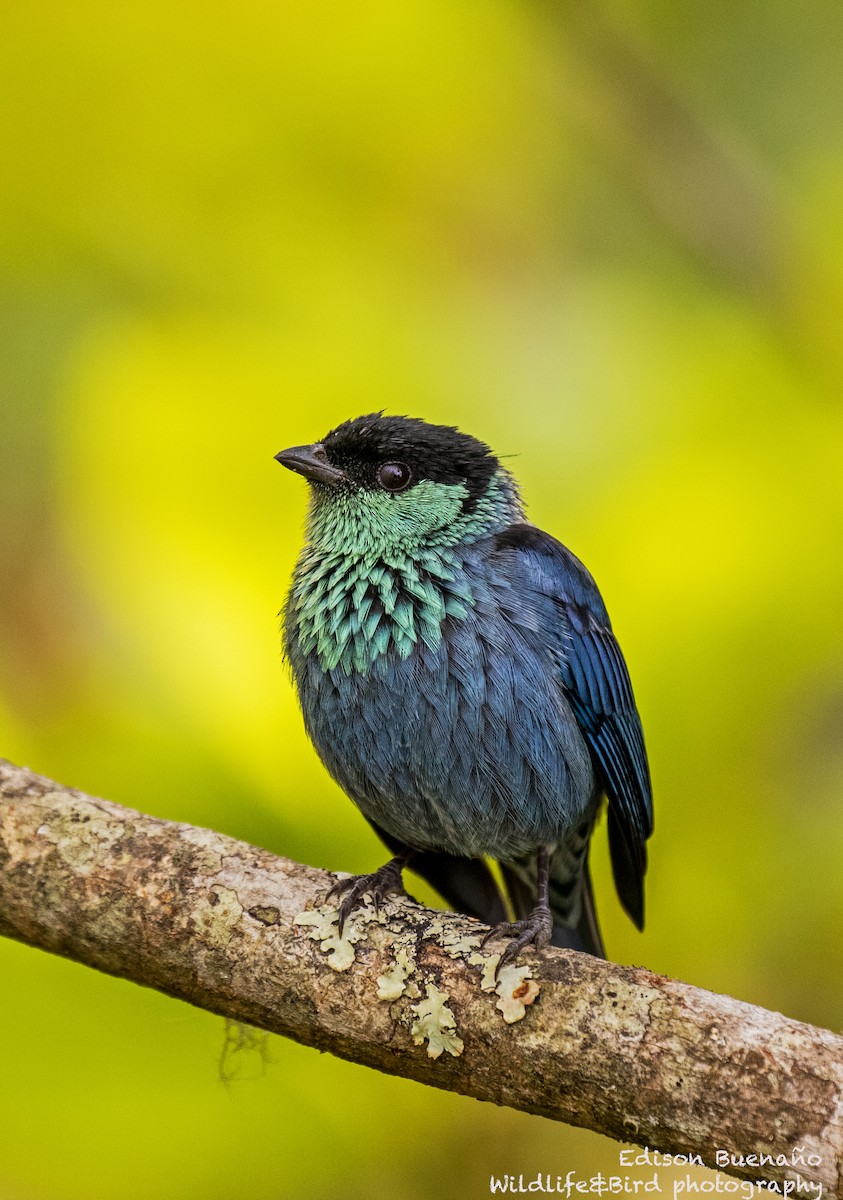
[327,857,408,935]
[482,904,554,978]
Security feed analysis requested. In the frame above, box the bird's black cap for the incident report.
[320,413,499,513]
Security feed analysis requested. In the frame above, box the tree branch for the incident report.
[1,759,840,1196]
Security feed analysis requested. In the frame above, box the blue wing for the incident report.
[494,524,654,929]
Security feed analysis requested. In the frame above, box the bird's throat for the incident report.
[286,468,524,675]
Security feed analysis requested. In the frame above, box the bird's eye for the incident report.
[377,462,412,492]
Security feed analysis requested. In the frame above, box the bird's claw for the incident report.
[481,905,553,978]
[327,858,407,935]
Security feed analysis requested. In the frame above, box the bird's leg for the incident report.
[327,850,416,935]
[482,845,554,977]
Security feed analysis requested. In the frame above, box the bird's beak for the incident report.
[274,443,349,487]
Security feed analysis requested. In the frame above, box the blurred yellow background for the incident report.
[2,2,842,1197]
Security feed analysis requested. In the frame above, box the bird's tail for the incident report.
[501,843,605,959]
[550,859,605,957]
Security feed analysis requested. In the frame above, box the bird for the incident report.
[276,413,652,972]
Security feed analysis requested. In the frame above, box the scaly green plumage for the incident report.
[287,470,522,675]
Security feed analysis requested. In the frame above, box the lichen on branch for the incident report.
[0,759,841,1199]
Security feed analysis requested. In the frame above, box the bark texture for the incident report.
[0,758,841,1197]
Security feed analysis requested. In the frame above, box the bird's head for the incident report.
[276,413,522,558]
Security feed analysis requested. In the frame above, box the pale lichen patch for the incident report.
[599,978,661,1044]
[192,886,243,949]
[426,916,540,1024]
[442,932,484,954]
[410,984,464,1059]
[178,826,224,874]
[376,943,415,1000]
[426,915,484,956]
[294,899,383,972]
[466,948,502,992]
[494,964,541,1023]
[38,799,126,873]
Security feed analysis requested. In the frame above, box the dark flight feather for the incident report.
[493,523,653,930]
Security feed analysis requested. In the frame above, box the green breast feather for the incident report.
[288,472,521,675]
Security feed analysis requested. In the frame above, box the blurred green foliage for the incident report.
[1,2,842,1198]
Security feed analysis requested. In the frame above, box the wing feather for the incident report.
[494,523,653,928]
